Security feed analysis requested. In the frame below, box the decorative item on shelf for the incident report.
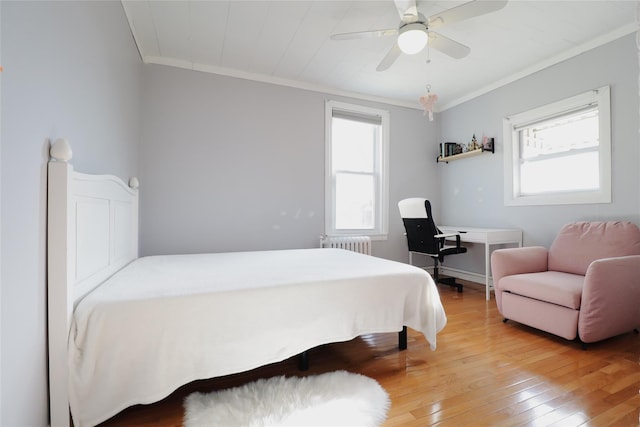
[484,137,494,152]
[439,142,460,157]
[469,134,479,151]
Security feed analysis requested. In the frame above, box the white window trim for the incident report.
[325,100,389,239]
[502,86,611,206]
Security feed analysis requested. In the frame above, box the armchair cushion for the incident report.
[548,221,640,275]
[499,271,584,309]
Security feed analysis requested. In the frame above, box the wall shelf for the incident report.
[437,145,494,163]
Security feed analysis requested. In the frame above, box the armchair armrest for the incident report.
[491,246,548,288]
[579,255,640,343]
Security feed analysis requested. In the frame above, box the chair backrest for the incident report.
[398,198,441,255]
[548,221,640,275]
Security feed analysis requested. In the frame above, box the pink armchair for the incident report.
[491,221,640,345]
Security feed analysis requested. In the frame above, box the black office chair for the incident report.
[398,198,467,293]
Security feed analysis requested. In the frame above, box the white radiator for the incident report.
[320,235,372,255]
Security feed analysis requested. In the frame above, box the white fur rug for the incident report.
[183,370,390,426]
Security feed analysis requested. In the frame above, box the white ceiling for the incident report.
[121,0,638,111]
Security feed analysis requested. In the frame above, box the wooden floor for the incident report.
[99,280,640,426]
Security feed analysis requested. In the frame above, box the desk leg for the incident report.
[485,243,491,301]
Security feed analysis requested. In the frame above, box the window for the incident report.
[503,86,611,206]
[325,101,389,238]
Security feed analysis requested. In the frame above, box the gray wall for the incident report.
[437,34,640,275]
[1,2,141,425]
[139,64,440,262]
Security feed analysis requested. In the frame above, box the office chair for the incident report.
[398,198,467,293]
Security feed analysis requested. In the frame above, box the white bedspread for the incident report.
[69,248,446,426]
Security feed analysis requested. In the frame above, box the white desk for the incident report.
[438,226,523,301]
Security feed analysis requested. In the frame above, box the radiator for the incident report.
[320,235,372,255]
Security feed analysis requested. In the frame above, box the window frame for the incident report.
[502,86,611,206]
[325,100,389,239]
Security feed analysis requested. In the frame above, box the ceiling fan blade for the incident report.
[331,28,398,40]
[428,0,508,30]
[427,31,471,59]
[393,0,419,23]
[376,43,402,71]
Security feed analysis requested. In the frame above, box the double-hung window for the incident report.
[503,86,611,206]
[325,101,389,238]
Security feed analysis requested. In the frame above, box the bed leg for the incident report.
[298,351,309,371]
[399,326,407,350]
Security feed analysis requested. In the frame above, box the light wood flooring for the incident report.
[99,280,640,426]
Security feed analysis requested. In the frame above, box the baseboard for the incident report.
[439,266,494,288]
[412,264,494,290]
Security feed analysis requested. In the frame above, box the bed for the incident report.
[47,139,447,427]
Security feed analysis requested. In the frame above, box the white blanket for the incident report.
[69,248,446,426]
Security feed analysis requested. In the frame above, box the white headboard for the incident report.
[47,138,139,427]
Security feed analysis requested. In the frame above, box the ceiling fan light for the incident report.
[398,24,428,55]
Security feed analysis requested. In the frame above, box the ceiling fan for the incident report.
[331,0,508,71]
